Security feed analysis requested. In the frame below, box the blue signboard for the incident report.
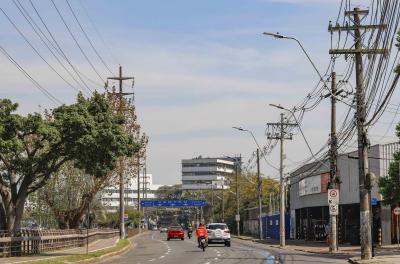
[371,198,378,206]
[140,200,207,207]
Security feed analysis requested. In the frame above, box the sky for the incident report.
[1,0,399,185]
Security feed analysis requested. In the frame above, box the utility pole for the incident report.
[329,8,386,260]
[256,149,263,240]
[221,186,225,222]
[107,66,134,239]
[267,113,296,247]
[235,155,241,236]
[329,71,338,252]
[137,155,141,233]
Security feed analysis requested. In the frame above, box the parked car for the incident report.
[206,223,231,246]
[167,226,185,241]
[160,227,168,233]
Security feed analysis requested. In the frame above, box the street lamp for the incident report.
[233,126,263,240]
[263,32,330,91]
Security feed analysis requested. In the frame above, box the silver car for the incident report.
[206,223,231,247]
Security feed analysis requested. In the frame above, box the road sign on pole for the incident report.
[328,189,339,206]
[395,207,400,248]
[235,214,240,221]
[329,204,339,215]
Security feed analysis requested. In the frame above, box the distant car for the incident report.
[167,226,184,241]
[207,223,231,247]
[160,227,168,233]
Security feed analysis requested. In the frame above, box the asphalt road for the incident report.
[102,231,349,264]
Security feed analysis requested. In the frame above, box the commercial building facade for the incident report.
[181,157,239,190]
[289,143,399,245]
[100,173,162,211]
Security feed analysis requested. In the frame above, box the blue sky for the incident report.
[1,0,397,184]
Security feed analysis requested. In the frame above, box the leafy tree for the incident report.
[379,151,400,206]
[379,31,400,205]
[0,92,138,234]
[37,92,147,229]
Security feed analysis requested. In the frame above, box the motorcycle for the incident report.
[199,236,207,252]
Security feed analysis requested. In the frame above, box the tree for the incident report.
[0,92,138,234]
[37,92,147,229]
[379,31,400,205]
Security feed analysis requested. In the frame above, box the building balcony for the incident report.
[182,175,225,181]
[182,166,234,173]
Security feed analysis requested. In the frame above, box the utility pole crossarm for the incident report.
[107,76,135,80]
[329,49,387,55]
[329,25,386,31]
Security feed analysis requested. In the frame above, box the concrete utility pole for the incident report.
[256,149,263,240]
[107,66,134,239]
[267,114,296,247]
[222,185,225,222]
[137,155,141,233]
[235,156,241,236]
[329,8,386,260]
[329,71,338,252]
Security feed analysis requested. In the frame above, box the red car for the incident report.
[167,226,184,241]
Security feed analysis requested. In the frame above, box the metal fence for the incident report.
[0,228,119,257]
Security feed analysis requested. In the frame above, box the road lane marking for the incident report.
[148,258,156,262]
[259,250,275,264]
[159,255,165,259]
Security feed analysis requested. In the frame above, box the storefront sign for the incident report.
[299,175,321,196]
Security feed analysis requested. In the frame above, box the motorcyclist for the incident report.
[196,223,208,247]
[187,224,193,238]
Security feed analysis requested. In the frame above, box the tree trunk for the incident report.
[4,198,26,256]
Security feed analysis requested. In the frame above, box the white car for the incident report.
[206,223,231,247]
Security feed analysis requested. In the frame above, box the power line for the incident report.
[65,0,115,76]
[0,6,82,94]
[0,45,62,105]
[28,0,93,93]
[50,0,105,84]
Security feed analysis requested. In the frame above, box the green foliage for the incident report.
[379,152,400,205]
[0,92,139,232]
[96,209,142,228]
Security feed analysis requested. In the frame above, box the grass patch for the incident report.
[25,239,130,264]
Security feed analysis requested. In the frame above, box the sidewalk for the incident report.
[0,236,119,264]
[233,235,400,263]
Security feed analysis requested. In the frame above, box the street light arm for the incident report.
[233,126,279,171]
[288,36,329,90]
[263,32,330,92]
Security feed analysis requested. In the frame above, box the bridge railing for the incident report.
[0,228,119,257]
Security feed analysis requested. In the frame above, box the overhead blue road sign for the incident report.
[140,200,207,207]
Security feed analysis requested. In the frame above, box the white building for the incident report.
[100,173,162,211]
[181,157,239,190]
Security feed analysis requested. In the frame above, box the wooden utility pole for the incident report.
[107,66,134,239]
[329,8,386,260]
[267,114,297,247]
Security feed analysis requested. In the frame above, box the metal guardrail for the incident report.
[0,228,119,257]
